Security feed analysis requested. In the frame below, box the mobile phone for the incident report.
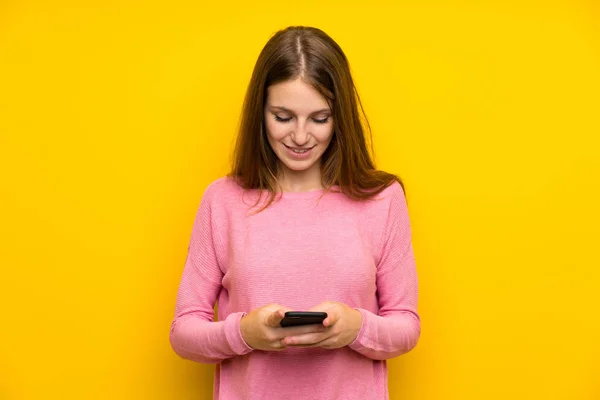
[280,311,327,327]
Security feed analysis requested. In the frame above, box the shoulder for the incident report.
[203,175,244,200]
[365,181,410,229]
[200,176,254,218]
[380,180,404,197]
[371,180,406,206]
[351,181,407,222]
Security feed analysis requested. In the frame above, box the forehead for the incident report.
[265,78,330,113]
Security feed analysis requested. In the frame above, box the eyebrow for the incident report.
[269,106,331,115]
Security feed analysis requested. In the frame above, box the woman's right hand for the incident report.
[240,303,327,351]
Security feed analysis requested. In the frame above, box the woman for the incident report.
[170,26,420,400]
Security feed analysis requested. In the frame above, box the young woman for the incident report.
[170,26,420,400]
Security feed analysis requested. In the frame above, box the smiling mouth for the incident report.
[284,144,315,153]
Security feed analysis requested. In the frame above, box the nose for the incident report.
[291,120,310,146]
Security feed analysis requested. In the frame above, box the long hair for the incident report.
[228,26,404,212]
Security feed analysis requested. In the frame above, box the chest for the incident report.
[222,205,378,308]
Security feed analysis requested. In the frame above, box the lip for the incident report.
[284,144,315,159]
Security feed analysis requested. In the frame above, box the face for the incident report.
[264,77,334,184]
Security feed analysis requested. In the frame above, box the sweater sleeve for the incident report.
[348,183,421,360]
[169,182,253,364]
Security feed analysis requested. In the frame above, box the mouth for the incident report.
[284,144,315,154]
[283,144,316,159]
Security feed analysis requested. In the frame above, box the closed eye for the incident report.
[274,115,292,123]
[273,115,330,124]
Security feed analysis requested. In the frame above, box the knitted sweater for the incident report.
[169,176,420,399]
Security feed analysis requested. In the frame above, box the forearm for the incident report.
[348,308,420,360]
[170,311,253,364]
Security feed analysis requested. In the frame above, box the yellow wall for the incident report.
[1,1,599,399]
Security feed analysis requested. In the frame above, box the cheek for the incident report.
[265,119,287,141]
[316,125,334,142]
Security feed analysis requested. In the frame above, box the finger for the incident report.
[291,336,335,349]
[307,303,339,326]
[320,308,341,327]
[282,331,331,346]
[265,304,292,314]
[322,314,337,327]
[276,323,327,338]
[265,308,287,327]
[288,339,329,348]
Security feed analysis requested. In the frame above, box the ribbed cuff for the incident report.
[348,308,370,353]
[224,312,254,356]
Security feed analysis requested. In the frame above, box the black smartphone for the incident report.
[280,311,327,327]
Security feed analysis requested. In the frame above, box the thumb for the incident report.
[265,307,288,327]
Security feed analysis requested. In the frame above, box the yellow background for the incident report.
[1,1,599,399]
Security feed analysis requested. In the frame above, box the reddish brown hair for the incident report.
[228,26,404,211]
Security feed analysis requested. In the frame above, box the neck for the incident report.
[277,163,322,192]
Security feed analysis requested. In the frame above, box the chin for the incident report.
[278,155,317,172]
[286,165,313,172]
[281,161,314,172]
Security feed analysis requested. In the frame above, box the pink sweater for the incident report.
[169,176,420,400]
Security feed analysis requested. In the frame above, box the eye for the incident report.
[313,117,330,124]
[274,115,292,123]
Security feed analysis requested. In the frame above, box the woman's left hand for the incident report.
[281,301,363,349]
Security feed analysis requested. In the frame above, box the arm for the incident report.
[169,183,253,364]
[348,183,421,360]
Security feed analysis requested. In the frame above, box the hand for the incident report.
[281,301,363,349]
[240,303,328,351]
